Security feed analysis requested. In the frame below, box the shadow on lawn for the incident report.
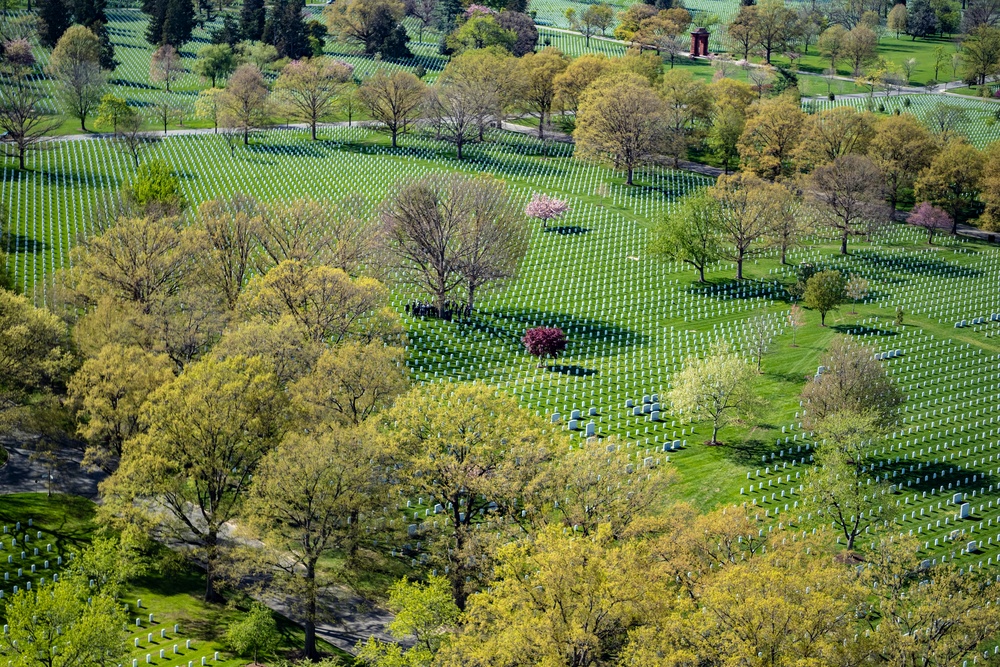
[851,250,983,279]
[830,324,899,336]
[547,364,598,376]
[544,225,589,235]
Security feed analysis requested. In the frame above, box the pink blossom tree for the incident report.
[908,201,952,245]
[464,4,496,17]
[522,327,567,367]
[524,193,570,229]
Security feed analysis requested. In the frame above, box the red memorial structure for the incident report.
[690,27,710,57]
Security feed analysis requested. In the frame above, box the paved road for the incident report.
[0,444,106,497]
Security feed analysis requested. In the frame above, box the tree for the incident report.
[0,63,59,169]
[193,43,235,87]
[887,2,907,37]
[803,269,844,326]
[615,2,657,42]
[794,106,875,172]
[574,74,666,186]
[908,201,952,243]
[811,411,888,550]
[425,78,481,159]
[787,304,805,346]
[668,341,761,445]
[244,428,383,661]
[47,25,105,131]
[658,68,712,166]
[104,355,286,602]
[412,0,437,43]
[380,383,559,607]
[844,274,868,313]
[867,113,938,210]
[0,288,73,431]
[121,158,186,217]
[194,194,261,309]
[728,5,760,61]
[516,47,568,139]
[381,173,487,317]
[801,336,904,428]
[907,0,939,38]
[818,24,847,74]
[914,139,984,230]
[0,578,128,667]
[219,63,270,145]
[522,326,567,367]
[143,0,196,47]
[710,172,788,280]
[357,69,424,147]
[226,602,280,665]
[275,57,352,140]
[439,47,522,140]
[746,309,775,371]
[289,341,409,427]
[240,260,392,344]
[240,0,266,41]
[263,0,312,59]
[737,95,804,181]
[195,87,224,132]
[960,25,1000,86]
[324,0,405,54]
[447,15,516,53]
[236,40,279,70]
[649,192,722,283]
[38,0,71,47]
[150,44,182,92]
[149,96,176,136]
[707,103,746,174]
[357,577,460,667]
[753,0,798,63]
[979,142,1000,231]
[524,193,570,228]
[842,24,877,75]
[67,344,174,473]
[438,526,666,667]
[808,154,890,254]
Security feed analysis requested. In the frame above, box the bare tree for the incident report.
[381,173,521,317]
[151,44,184,93]
[746,309,776,372]
[0,70,58,169]
[357,70,424,147]
[114,110,157,168]
[808,154,890,254]
[274,57,353,140]
[425,81,478,159]
[219,63,270,145]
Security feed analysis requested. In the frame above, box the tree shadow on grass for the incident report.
[683,278,795,305]
[721,436,783,466]
[830,324,899,336]
[850,250,983,279]
[3,232,48,254]
[468,307,648,355]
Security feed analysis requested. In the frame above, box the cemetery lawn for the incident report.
[0,494,351,664]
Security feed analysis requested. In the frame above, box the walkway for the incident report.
[0,442,106,498]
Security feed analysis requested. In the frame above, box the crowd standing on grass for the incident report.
[3,0,1000,663]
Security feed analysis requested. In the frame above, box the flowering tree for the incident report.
[908,201,952,245]
[524,194,570,228]
[465,4,496,17]
[522,327,567,367]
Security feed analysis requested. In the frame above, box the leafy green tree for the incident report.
[0,577,129,667]
[906,0,938,39]
[38,0,71,46]
[380,383,560,607]
[95,93,131,133]
[914,139,984,229]
[262,0,311,59]
[47,25,105,131]
[193,43,235,87]
[801,337,904,429]
[274,57,353,140]
[121,158,186,217]
[811,411,892,551]
[650,192,721,283]
[357,577,460,667]
[803,270,844,326]
[226,602,280,665]
[668,341,762,445]
[0,288,74,432]
[959,25,1000,86]
[240,0,266,41]
[103,355,286,601]
[447,15,516,53]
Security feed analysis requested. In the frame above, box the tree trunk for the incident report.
[711,423,719,444]
[698,264,705,282]
[821,311,827,326]
[537,113,544,139]
[311,120,317,140]
[391,128,398,147]
[736,255,744,280]
[456,138,463,159]
[626,165,633,185]
[467,282,475,311]
[840,230,848,254]
[204,530,224,603]
[243,127,249,145]
[304,560,318,660]
[18,149,25,170]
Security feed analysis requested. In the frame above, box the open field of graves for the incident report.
[7,119,1000,576]
[0,494,345,664]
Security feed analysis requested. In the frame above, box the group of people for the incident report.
[404,301,473,321]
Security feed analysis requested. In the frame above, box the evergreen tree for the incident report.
[379,21,411,58]
[240,0,266,41]
[263,0,309,58]
[435,0,462,33]
[142,0,168,44]
[38,0,71,47]
[907,0,938,39]
[212,14,241,46]
[95,23,118,69]
[163,0,195,45]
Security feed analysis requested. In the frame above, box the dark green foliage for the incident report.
[240,0,266,41]
[435,0,462,33]
[906,0,938,39]
[143,0,195,46]
[38,0,71,47]
[379,22,412,58]
[306,19,326,56]
[263,0,310,59]
[771,66,798,96]
[496,10,537,56]
[212,13,241,46]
